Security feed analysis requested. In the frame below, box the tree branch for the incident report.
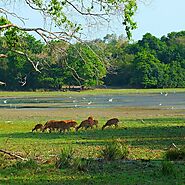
[66,0,108,16]
[0,81,6,85]
[0,149,28,161]
[12,50,41,73]
[0,8,26,25]
[0,54,7,58]
[0,24,75,43]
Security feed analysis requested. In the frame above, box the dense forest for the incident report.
[1,29,185,90]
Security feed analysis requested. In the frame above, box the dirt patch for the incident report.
[0,107,184,121]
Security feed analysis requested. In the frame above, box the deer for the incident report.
[42,120,77,133]
[32,124,43,132]
[76,116,98,131]
[102,118,119,130]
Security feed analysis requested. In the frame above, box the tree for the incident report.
[0,0,138,55]
[0,0,137,41]
[0,0,137,86]
[65,43,106,87]
[0,31,47,89]
[130,51,162,88]
[101,34,134,86]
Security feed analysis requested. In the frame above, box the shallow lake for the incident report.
[0,92,185,110]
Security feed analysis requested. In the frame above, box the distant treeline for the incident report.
[1,30,185,90]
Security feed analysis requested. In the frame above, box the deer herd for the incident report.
[32,116,120,133]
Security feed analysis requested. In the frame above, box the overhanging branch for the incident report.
[0,24,75,43]
[12,50,41,73]
[0,54,7,58]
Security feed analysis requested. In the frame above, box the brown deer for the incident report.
[87,116,98,127]
[88,116,94,125]
[42,120,64,133]
[76,115,99,131]
[32,124,43,132]
[59,120,77,132]
[85,119,98,129]
[76,119,93,131]
[102,118,119,130]
[42,120,77,133]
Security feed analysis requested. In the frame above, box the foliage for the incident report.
[100,140,129,161]
[104,31,185,88]
[0,1,137,39]
[0,0,138,89]
[65,43,106,86]
[56,147,75,169]
[71,157,90,172]
[1,1,185,89]
[161,161,176,176]
[130,51,163,88]
[12,159,38,170]
[1,30,185,89]
[165,147,185,161]
[56,147,90,171]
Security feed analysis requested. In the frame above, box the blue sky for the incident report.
[1,0,185,41]
[132,0,185,40]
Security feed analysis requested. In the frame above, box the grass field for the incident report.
[0,90,185,185]
[0,88,185,97]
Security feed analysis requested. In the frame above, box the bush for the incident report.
[100,140,129,161]
[165,147,185,161]
[72,157,90,172]
[56,148,90,171]
[55,147,75,169]
[13,159,38,169]
[161,161,176,176]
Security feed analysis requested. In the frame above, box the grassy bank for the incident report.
[0,88,185,97]
[0,104,185,184]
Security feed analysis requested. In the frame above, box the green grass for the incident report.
[0,87,185,97]
[1,118,185,184]
[0,91,185,184]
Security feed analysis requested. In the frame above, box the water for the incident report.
[0,92,185,110]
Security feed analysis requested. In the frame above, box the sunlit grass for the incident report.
[1,117,184,160]
[0,94,185,184]
[0,88,185,97]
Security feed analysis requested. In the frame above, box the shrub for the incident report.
[56,148,90,171]
[13,159,38,169]
[55,147,75,169]
[165,147,185,161]
[161,161,176,176]
[100,140,129,161]
[72,157,90,172]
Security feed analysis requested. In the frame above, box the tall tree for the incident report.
[130,51,163,88]
[65,43,106,87]
[0,0,137,86]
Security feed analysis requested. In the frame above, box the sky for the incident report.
[1,0,185,41]
[132,0,185,40]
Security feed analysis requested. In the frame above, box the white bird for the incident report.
[3,100,7,104]
[82,97,86,100]
[160,92,163,95]
[108,98,113,102]
[88,101,92,105]
[73,100,76,103]
[165,93,168,96]
[159,103,162,106]
[74,104,78,108]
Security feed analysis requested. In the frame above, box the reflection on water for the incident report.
[0,92,185,110]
